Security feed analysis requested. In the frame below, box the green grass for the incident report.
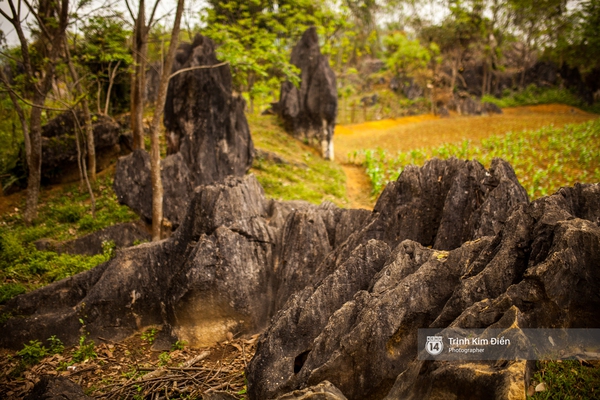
[483,85,600,114]
[528,360,600,399]
[0,174,137,303]
[248,114,348,207]
[351,118,600,199]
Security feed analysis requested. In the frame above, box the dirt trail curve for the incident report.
[336,104,598,210]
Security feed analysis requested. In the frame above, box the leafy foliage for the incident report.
[202,0,347,112]
[0,175,136,303]
[17,340,49,366]
[528,360,600,399]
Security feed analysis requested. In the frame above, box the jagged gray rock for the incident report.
[275,381,348,400]
[24,376,93,400]
[6,158,598,400]
[273,27,337,160]
[248,182,600,400]
[0,175,366,350]
[114,34,253,228]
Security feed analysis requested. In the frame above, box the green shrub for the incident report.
[52,204,85,223]
[17,340,49,365]
[47,335,64,354]
[72,334,97,363]
[0,283,26,304]
[482,84,595,111]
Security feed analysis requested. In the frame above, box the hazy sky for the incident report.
[0,0,203,47]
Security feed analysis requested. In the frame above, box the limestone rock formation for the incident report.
[0,174,366,349]
[273,27,337,160]
[40,111,124,184]
[275,381,348,400]
[447,92,503,116]
[114,34,254,228]
[4,157,599,400]
[247,181,600,399]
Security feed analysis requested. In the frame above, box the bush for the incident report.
[17,340,48,365]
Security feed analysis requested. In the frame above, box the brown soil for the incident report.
[342,164,375,210]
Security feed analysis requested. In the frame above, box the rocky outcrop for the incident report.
[273,27,337,160]
[0,174,367,349]
[33,221,150,256]
[114,34,254,228]
[275,381,348,400]
[247,181,600,399]
[40,111,125,184]
[24,376,93,400]
[4,157,599,400]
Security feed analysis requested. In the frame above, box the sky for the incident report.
[1,0,204,47]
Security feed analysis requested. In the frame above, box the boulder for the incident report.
[114,34,254,228]
[275,381,348,400]
[24,376,93,400]
[41,111,124,184]
[274,27,337,160]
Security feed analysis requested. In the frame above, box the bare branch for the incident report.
[168,62,230,80]
[22,0,53,42]
[124,0,136,22]
[147,0,162,28]
[6,0,34,78]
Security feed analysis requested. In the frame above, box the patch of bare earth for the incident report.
[341,164,375,210]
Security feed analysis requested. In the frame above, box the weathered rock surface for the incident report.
[24,375,93,400]
[0,174,366,349]
[273,27,337,160]
[4,157,599,400]
[34,221,150,256]
[41,111,125,183]
[248,181,600,399]
[275,381,348,400]
[114,34,254,228]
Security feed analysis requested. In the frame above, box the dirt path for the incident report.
[342,164,375,209]
[336,104,598,208]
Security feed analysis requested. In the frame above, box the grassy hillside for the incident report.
[248,114,348,207]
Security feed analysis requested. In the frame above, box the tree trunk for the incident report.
[24,97,45,224]
[131,0,147,150]
[104,60,121,115]
[148,0,185,241]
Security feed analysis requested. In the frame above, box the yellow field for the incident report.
[335,104,598,162]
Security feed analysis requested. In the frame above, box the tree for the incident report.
[383,32,434,79]
[0,0,70,224]
[125,0,162,150]
[202,0,342,113]
[148,0,185,240]
[76,15,133,115]
[508,0,568,87]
